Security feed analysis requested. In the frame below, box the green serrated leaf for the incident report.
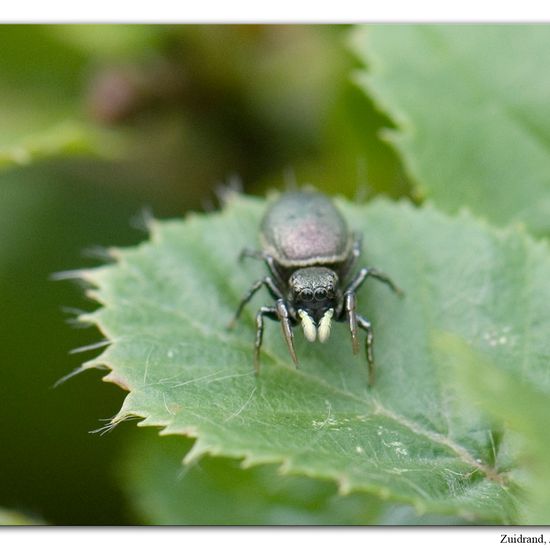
[78,194,550,523]
[352,25,550,236]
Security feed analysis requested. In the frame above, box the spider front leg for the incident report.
[254,306,278,373]
[356,314,374,386]
[275,299,298,368]
[253,300,297,373]
[344,292,375,386]
[344,292,360,354]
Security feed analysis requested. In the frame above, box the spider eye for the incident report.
[300,289,314,302]
[314,288,328,301]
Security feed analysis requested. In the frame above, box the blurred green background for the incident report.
[0,24,412,525]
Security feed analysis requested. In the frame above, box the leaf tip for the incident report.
[102,370,131,391]
[183,440,209,465]
[50,268,93,282]
[214,177,243,208]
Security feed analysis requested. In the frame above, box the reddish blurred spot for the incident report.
[87,61,187,125]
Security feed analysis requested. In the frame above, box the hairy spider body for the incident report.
[229,190,402,385]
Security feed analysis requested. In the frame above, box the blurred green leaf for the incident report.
[75,193,550,523]
[0,507,42,526]
[46,25,166,60]
[120,430,385,525]
[0,26,122,169]
[0,122,120,169]
[353,25,550,236]
[436,334,550,524]
[121,429,474,525]
[0,26,84,94]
